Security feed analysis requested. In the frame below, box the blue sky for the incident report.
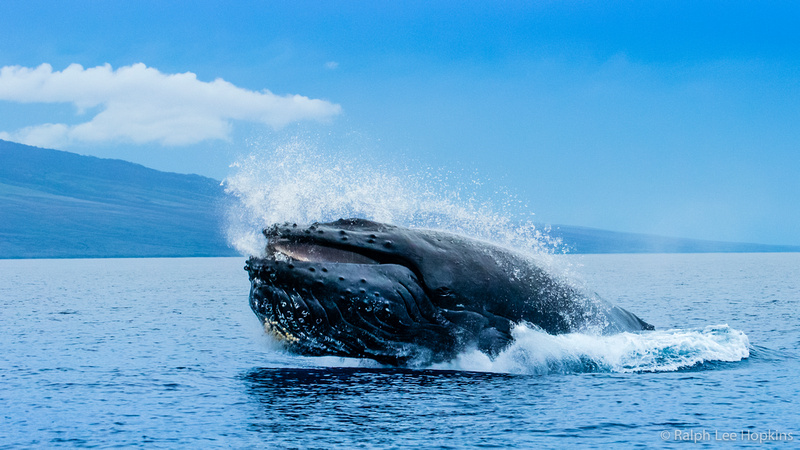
[1,1,799,245]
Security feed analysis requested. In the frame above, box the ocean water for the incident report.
[1,253,798,448]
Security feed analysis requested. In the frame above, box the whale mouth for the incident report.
[249,231,442,364]
[268,239,379,265]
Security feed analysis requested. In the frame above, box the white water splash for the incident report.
[435,324,750,375]
[224,137,751,375]
[222,137,562,259]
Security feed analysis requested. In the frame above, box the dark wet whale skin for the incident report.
[245,218,654,365]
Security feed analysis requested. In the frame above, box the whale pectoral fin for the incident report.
[439,309,513,358]
[477,327,513,358]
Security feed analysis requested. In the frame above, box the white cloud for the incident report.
[0,63,342,147]
[324,61,339,70]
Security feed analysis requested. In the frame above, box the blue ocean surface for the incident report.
[1,253,798,448]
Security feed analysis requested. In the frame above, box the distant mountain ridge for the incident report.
[546,224,800,254]
[0,140,237,258]
[1,139,798,258]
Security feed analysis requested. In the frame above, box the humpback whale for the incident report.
[245,218,653,365]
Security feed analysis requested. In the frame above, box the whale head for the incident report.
[245,218,517,365]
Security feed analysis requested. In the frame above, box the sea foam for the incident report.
[435,324,750,375]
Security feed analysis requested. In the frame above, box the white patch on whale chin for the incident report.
[263,320,299,344]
